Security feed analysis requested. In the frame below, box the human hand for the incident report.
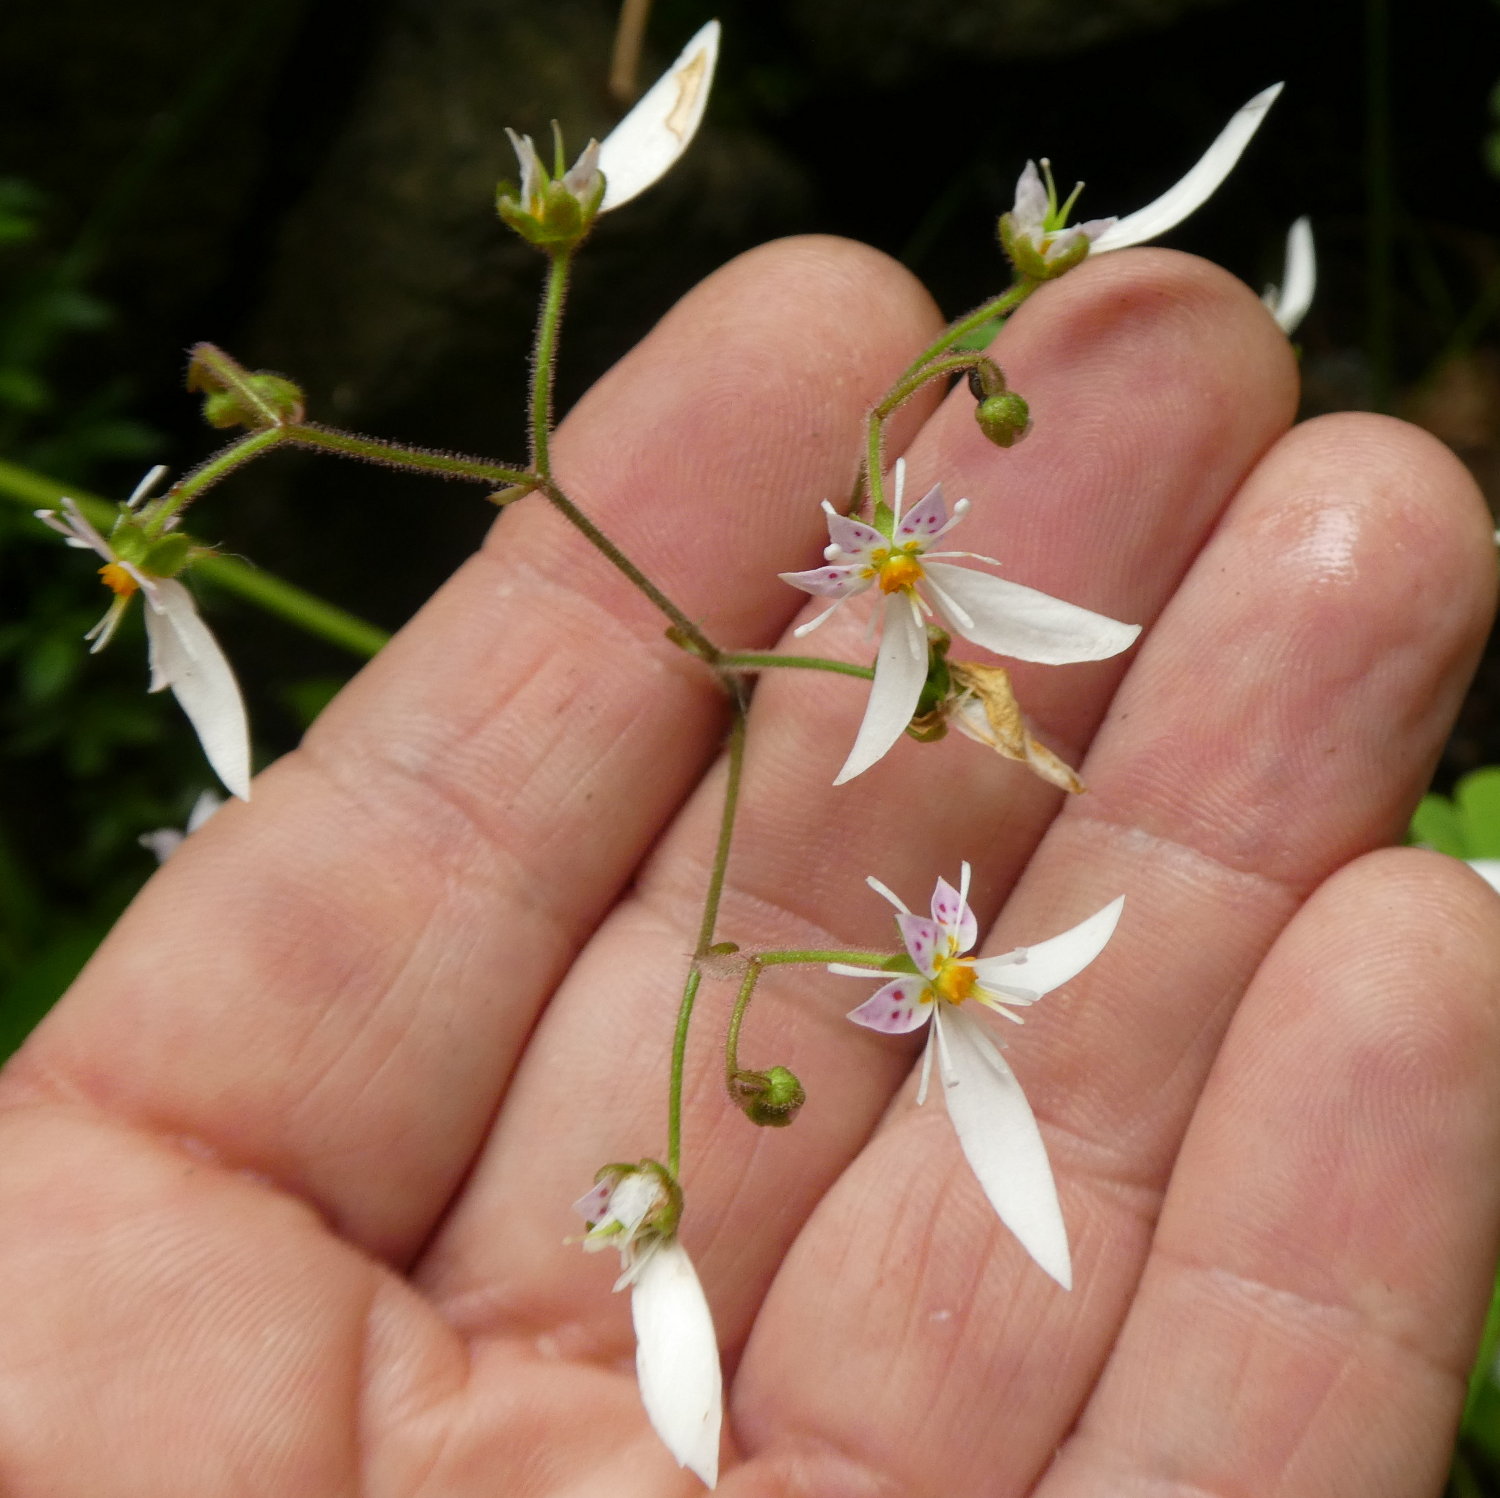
[1,236,1496,1497]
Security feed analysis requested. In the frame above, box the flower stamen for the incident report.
[933,955,977,1005]
[98,562,139,597]
[878,552,924,594]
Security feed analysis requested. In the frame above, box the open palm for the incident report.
[2,237,1498,1497]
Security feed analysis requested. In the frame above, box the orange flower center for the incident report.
[877,551,924,594]
[932,955,977,1005]
[98,562,138,597]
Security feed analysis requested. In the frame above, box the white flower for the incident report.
[779,460,1139,783]
[35,467,252,802]
[832,866,1124,1290]
[575,1168,723,1488]
[1261,216,1316,336]
[138,789,225,863]
[1001,84,1283,274]
[1468,860,1500,896]
[502,19,720,234]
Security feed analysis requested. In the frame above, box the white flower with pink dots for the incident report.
[780,460,1139,784]
[832,864,1124,1288]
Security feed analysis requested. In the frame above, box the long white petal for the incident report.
[144,579,252,801]
[976,896,1124,999]
[935,1007,1071,1289]
[1262,216,1316,335]
[598,20,720,212]
[833,593,928,785]
[631,1239,723,1488]
[923,563,1139,665]
[1090,83,1283,253]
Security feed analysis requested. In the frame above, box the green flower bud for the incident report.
[975,391,1031,448]
[496,127,605,251]
[729,1066,806,1127]
[187,345,305,429]
[998,210,1091,282]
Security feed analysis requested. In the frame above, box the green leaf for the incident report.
[1458,768,1500,858]
[1411,792,1466,856]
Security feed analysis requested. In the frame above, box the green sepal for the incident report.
[495,172,604,251]
[107,510,150,563]
[141,531,194,578]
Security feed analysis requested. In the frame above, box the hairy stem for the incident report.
[668,707,747,1177]
[716,651,874,681]
[531,249,572,476]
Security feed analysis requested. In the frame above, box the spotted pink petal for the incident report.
[823,505,885,560]
[930,876,978,954]
[778,562,871,599]
[894,483,951,544]
[573,1181,615,1224]
[846,975,930,1034]
[896,913,945,978]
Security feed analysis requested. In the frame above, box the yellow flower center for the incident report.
[98,562,138,597]
[876,549,924,594]
[932,954,977,1005]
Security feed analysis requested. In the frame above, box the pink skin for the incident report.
[0,239,1495,1498]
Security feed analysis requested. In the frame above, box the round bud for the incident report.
[975,391,1031,448]
[729,1066,806,1127]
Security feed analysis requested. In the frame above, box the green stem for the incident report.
[531,249,572,476]
[538,478,719,661]
[755,947,899,968]
[716,651,874,681]
[154,422,535,535]
[723,945,902,1085]
[873,353,995,420]
[667,708,747,1178]
[724,958,763,1086]
[894,280,1039,388]
[149,426,289,532]
[2,459,388,659]
[858,282,1038,523]
[283,423,532,490]
[866,409,889,526]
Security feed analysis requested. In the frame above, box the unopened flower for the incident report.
[139,789,224,863]
[498,20,720,244]
[36,467,251,801]
[779,460,1138,784]
[1000,83,1283,278]
[1262,216,1316,336]
[832,866,1124,1289]
[575,1164,723,1488]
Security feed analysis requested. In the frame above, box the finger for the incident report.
[414,251,1296,1334]
[1042,850,1500,1498]
[726,411,1495,1492]
[0,236,944,1261]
